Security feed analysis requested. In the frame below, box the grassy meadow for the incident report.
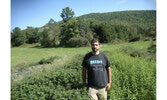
[11,45,89,71]
[11,41,153,69]
[11,41,156,100]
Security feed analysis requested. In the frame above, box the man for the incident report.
[82,38,112,100]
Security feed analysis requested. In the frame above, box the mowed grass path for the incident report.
[11,41,153,69]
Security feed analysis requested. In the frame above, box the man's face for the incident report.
[91,41,100,52]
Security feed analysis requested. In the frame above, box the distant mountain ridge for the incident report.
[77,10,156,27]
[79,10,156,21]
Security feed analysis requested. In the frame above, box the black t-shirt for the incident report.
[82,52,111,87]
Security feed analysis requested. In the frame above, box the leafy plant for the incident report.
[38,56,60,64]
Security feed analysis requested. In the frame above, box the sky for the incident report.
[11,0,156,31]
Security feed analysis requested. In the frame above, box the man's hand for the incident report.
[83,84,88,92]
[83,86,87,92]
[106,83,111,91]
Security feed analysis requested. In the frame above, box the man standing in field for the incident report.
[82,38,112,100]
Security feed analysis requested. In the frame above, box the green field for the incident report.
[11,45,90,71]
[11,41,153,69]
[11,41,156,100]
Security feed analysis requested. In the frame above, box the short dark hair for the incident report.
[91,38,100,44]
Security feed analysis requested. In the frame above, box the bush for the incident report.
[129,35,140,42]
[40,38,52,47]
[121,46,147,57]
[130,49,147,57]
[104,51,156,100]
[11,55,90,100]
[148,43,156,54]
[67,37,90,47]
[38,56,60,64]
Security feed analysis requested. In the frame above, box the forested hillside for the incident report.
[11,9,156,47]
[78,10,156,43]
[79,10,156,26]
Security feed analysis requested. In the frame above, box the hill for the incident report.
[78,10,156,26]
[76,10,156,43]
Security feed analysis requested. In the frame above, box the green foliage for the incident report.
[121,46,147,57]
[148,43,156,54]
[121,43,156,61]
[67,37,90,47]
[11,55,90,100]
[24,27,40,44]
[11,41,156,100]
[48,18,55,24]
[80,10,156,43]
[103,50,156,100]
[60,17,80,46]
[78,18,93,39]
[40,28,58,47]
[61,7,75,22]
[80,10,156,27]
[11,27,26,46]
[40,29,52,47]
[38,56,60,64]
[11,10,156,47]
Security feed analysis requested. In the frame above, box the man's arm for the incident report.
[82,67,87,87]
[106,67,112,91]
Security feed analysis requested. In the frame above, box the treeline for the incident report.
[11,7,156,47]
[11,19,60,47]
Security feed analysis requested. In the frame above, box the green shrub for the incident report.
[11,55,90,100]
[38,56,60,64]
[130,49,147,57]
[67,37,90,47]
[121,46,148,58]
[148,44,156,54]
[104,51,156,100]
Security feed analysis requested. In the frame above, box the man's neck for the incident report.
[92,51,100,55]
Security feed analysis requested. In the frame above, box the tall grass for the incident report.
[11,41,156,99]
[105,50,156,100]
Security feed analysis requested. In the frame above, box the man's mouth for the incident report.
[93,48,97,51]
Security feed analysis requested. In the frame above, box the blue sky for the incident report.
[11,0,156,31]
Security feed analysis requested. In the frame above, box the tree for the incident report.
[60,7,74,22]
[60,17,79,46]
[24,27,40,44]
[48,18,55,24]
[60,7,80,46]
[11,27,26,46]
[40,29,52,47]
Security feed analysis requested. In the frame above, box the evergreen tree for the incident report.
[60,7,79,46]
[60,7,74,22]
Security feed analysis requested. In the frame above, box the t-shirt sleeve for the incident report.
[104,53,111,68]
